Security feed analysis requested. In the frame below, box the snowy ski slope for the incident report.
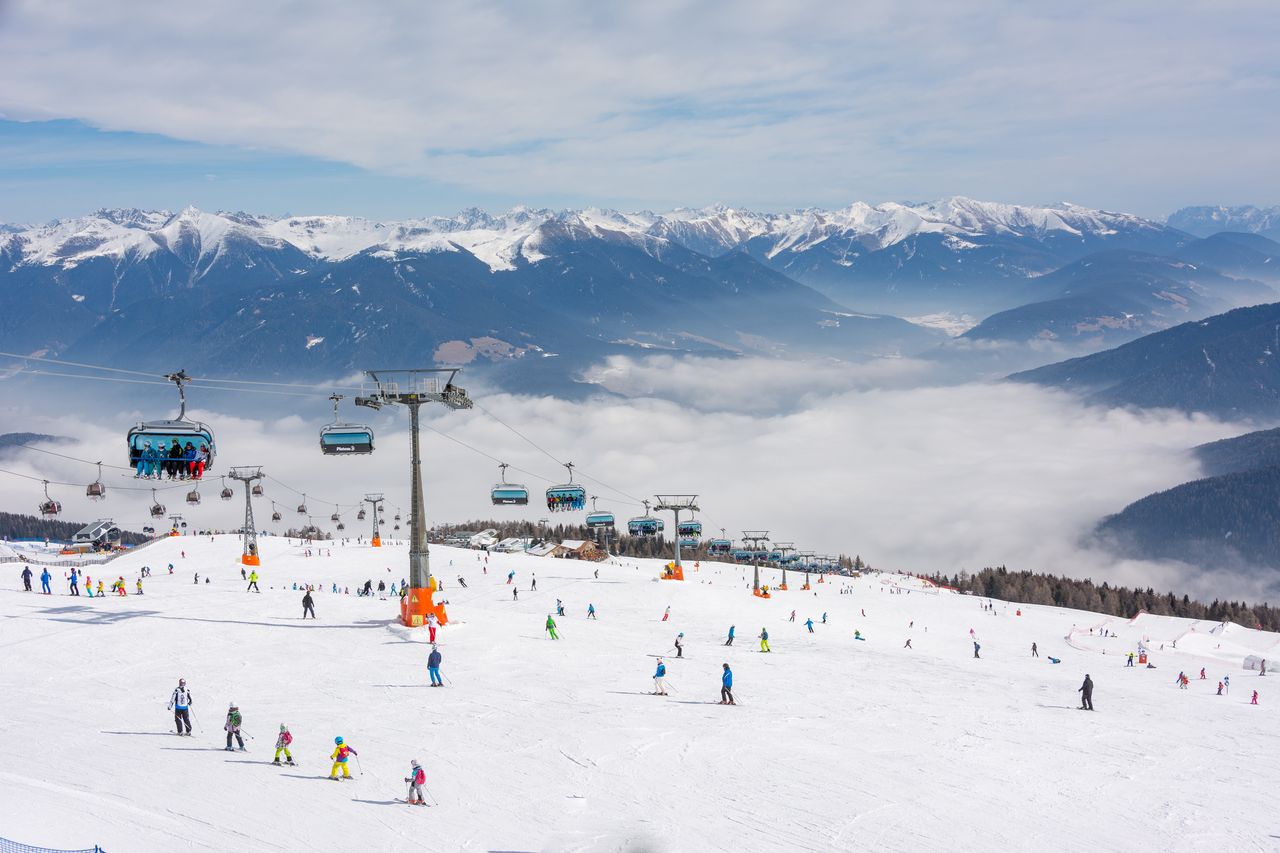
[1,535,1276,852]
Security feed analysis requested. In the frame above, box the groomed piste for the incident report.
[2,534,1276,852]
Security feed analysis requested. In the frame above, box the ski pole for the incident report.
[424,786,438,806]
[356,755,365,776]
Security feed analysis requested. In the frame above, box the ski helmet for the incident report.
[335,736,343,745]
[280,724,287,731]
[411,759,420,767]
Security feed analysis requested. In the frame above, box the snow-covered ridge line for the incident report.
[1,197,1166,274]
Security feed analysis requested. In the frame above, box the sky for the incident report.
[0,0,1277,222]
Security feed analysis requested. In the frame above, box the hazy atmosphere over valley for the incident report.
[2,2,1279,852]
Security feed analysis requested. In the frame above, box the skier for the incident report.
[457,576,468,588]
[805,618,814,633]
[904,639,913,649]
[531,575,537,591]
[301,589,315,619]
[135,577,144,595]
[1078,674,1094,710]
[1200,667,1206,680]
[556,599,565,617]
[720,663,735,705]
[546,614,559,640]
[427,612,438,643]
[973,641,981,659]
[329,737,358,780]
[587,603,596,619]
[513,587,519,600]
[1217,681,1224,696]
[21,565,32,591]
[405,760,426,805]
[428,644,443,687]
[1032,643,1039,658]
[224,704,246,751]
[821,613,827,624]
[674,632,684,658]
[96,579,104,596]
[789,610,796,623]
[168,678,193,735]
[507,571,515,585]
[855,630,864,641]
[273,725,295,765]
[759,627,771,653]
[653,658,668,695]
[1251,690,1259,705]
[725,625,735,646]
[40,567,51,595]
[662,606,671,622]
[247,571,260,593]
[69,568,79,596]
[1126,653,1134,667]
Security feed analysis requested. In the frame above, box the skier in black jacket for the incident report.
[302,590,315,619]
[1078,674,1094,711]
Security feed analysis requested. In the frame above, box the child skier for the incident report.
[759,627,770,653]
[545,614,559,640]
[405,760,426,805]
[1251,690,1259,705]
[224,704,245,751]
[273,725,295,765]
[329,737,358,780]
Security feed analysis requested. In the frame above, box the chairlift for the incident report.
[337,522,346,531]
[491,462,530,506]
[143,525,156,536]
[186,486,201,506]
[708,538,732,555]
[126,370,216,473]
[546,462,586,513]
[319,394,374,455]
[585,495,615,529]
[394,509,402,522]
[251,482,264,497]
[357,508,366,520]
[220,477,234,501]
[86,462,107,500]
[626,499,663,536]
[297,494,308,515]
[677,519,702,548]
[394,523,401,532]
[330,506,341,523]
[271,501,282,523]
[37,480,62,517]
[150,489,166,518]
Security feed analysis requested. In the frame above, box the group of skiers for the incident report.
[131,439,211,480]
[164,677,431,803]
[20,565,140,597]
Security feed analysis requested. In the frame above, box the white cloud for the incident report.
[1,360,1266,602]
[0,0,1276,214]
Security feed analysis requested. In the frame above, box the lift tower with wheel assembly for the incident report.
[774,541,795,590]
[356,368,472,627]
[742,530,770,597]
[654,495,699,581]
[228,466,265,566]
[364,493,384,547]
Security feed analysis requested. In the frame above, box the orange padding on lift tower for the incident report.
[401,585,449,627]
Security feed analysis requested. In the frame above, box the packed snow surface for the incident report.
[2,535,1276,852]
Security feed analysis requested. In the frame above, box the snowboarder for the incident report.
[329,737,357,780]
[653,658,668,695]
[587,603,596,619]
[428,644,443,687]
[247,571,259,593]
[725,625,735,646]
[405,760,426,805]
[21,565,32,592]
[1078,674,1094,710]
[805,618,814,633]
[674,632,684,658]
[546,614,559,640]
[273,725,295,765]
[168,678,193,735]
[720,663,735,705]
[759,627,770,653]
[302,590,315,619]
[224,704,245,751]
[973,641,981,659]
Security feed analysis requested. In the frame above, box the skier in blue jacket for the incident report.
[720,663,735,705]
[653,658,668,695]
[40,568,51,594]
[724,625,735,646]
[805,618,814,633]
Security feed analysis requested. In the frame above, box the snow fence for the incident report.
[0,838,104,853]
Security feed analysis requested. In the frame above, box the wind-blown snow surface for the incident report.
[2,535,1276,852]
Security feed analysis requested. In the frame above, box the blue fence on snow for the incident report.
[0,838,104,853]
